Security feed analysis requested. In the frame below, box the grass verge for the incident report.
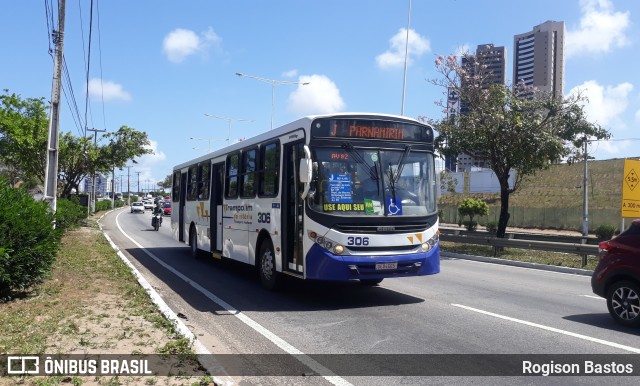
[441,241,598,270]
[0,218,214,386]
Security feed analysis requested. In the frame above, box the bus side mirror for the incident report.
[299,158,312,183]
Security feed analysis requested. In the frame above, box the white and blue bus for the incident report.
[171,113,440,289]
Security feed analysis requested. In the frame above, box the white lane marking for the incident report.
[452,303,640,353]
[581,295,605,300]
[114,211,353,386]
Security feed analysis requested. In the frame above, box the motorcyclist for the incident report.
[152,201,164,226]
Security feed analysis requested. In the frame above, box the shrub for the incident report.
[95,199,112,212]
[458,198,489,231]
[462,220,478,231]
[595,224,617,241]
[0,178,62,297]
[485,220,498,235]
[56,197,88,230]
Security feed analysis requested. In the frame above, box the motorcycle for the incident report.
[151,213,162,231]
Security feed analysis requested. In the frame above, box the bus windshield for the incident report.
[309,146,437,217]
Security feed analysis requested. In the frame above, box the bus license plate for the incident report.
[375,262,397,270]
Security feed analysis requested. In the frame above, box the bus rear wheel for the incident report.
[258,239,278,290]
[189,228,198,258]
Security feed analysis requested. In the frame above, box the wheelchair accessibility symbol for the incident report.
[386,197,402,216]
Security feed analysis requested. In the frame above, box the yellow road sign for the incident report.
[622,159,640,218]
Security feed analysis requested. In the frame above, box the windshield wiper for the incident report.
[393,145,411,184]
[386,146,411,213]
[342,143,379,181]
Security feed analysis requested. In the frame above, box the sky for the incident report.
[1,0,639,189]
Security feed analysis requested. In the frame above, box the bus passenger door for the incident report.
[210,163,224,258]
[282,141,305,275]
[179,172,187,242]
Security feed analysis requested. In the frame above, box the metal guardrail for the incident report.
[439,227,600,267]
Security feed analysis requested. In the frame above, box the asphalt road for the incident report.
[98,208,640,385]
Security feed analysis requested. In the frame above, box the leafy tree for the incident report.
[0,91,153,198]
[439,170,459,194]
[427,53,610,237]
[158,174,172,190]
[0,90,48,189]
[58,126,153,197]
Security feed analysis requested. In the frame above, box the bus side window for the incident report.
[225,153,239,198]
[259,141,280,197]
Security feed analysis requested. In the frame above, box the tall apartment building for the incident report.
[513,20,565,98]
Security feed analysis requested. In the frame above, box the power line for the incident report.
[61,56,84,136]
[43,0,55,54]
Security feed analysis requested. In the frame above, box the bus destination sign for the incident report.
[312,119,433,142]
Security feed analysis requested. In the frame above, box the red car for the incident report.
[591,219,640,327]
[163,201,172,216]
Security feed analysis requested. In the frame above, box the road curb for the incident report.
[441,251,594,276]
[96,209,233,386]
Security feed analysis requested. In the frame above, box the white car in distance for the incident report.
[131,202,145,213]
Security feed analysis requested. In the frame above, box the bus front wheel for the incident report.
[258,239,278,290]
[360,278,383,286]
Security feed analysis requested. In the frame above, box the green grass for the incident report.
[441,241,598,270]
[0,218,211,385]
[439,158,626,209]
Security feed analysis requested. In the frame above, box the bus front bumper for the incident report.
[304,243,440,281]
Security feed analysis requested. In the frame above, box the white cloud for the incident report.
[131,140,167,185]
[376,28,430,69]
[566,0,631,58]
[287,74,345,116]
[162,27,222,63]
[281,69,298,78]
[88,78,131,102]
[569,80,633,130]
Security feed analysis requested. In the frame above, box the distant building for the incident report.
[83,175,107,195]
[513,20,565,98]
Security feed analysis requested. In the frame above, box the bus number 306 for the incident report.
[347,237,369,246]
[258,213,271,223]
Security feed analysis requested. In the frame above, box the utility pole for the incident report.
[111,167,115,209]
[136,171,141,196]
[43,0,66,215]
[87,128,106,213]
[125,165,133,206]
[582,137,589,236]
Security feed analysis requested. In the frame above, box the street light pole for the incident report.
[401,0,412,116]
[190,137,211,152]
[235,72,310,130]
[203,114,254,145]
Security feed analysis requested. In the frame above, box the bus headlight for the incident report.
[421,233,439,252]
[309,231,344,255]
